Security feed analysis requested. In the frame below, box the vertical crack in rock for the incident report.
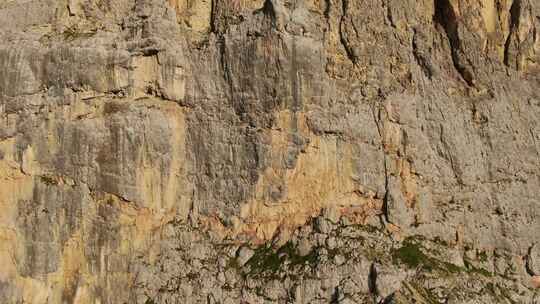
[338,0,357,65]
[433,0,474,86]
[373,101,392,224]
[368,263,378,297]
[504,0,522,68]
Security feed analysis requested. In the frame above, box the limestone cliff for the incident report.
[0,0,539,303]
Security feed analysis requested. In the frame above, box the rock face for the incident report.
[0,0,539,303]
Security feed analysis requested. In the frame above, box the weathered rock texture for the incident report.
[0,0,539,303]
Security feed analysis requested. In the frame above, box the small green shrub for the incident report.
[392,238,429,268]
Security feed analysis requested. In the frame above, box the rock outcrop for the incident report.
[0,0,539,303]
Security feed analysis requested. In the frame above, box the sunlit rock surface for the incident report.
[0,0,539,303]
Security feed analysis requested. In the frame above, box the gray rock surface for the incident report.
[0,0,539,303]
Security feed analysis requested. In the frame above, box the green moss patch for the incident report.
[245,241,318,277]
[393,239,427,268]
[392,237,462,274]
